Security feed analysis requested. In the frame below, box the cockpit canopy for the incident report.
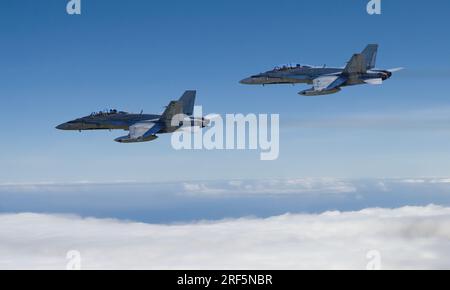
[271,64,311,72]
[90,109,126,117]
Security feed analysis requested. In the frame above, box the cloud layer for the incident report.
[182,178,357,195]
[2,178,450,224]
[1,205,450,270]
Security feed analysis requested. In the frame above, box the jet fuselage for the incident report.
[56,112,161,131]
[240,67,390,86]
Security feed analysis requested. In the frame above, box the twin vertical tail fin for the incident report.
[343,44,379,74]
[160,101,183,124]
[344,54,368,74]
[178,90,196,116]
[361,44,378,70]
[160,90,197,127]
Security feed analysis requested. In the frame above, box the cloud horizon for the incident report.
[1,205,450,270]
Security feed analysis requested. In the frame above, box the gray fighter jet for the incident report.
[240,44,403,96]
[56,91,212,143]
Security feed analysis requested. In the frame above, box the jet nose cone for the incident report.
[240,77,253,85]
[56,123,69,130]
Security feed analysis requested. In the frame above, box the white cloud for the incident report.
[1,205,450,270]
[400,178,450,184]
[182,178,357,196]
[0,178,356,195]
[400,179,428,184]
[0,181,141,193]
[3,177,450,197]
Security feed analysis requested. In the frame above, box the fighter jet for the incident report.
[240,44,403,96]
[56,90,213,143]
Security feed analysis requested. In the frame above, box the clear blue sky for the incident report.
[1,0,450,183]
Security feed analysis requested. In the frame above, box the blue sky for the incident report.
[3,1,450,270]
[1,0,450,184]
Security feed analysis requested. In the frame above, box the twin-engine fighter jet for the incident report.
[56,91,214,143]
[240,44,403,96]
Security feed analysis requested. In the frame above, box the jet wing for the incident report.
[313,75,347,91]
[115,121,163,143]
[299,75,347,96]
[129,122,163,139]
